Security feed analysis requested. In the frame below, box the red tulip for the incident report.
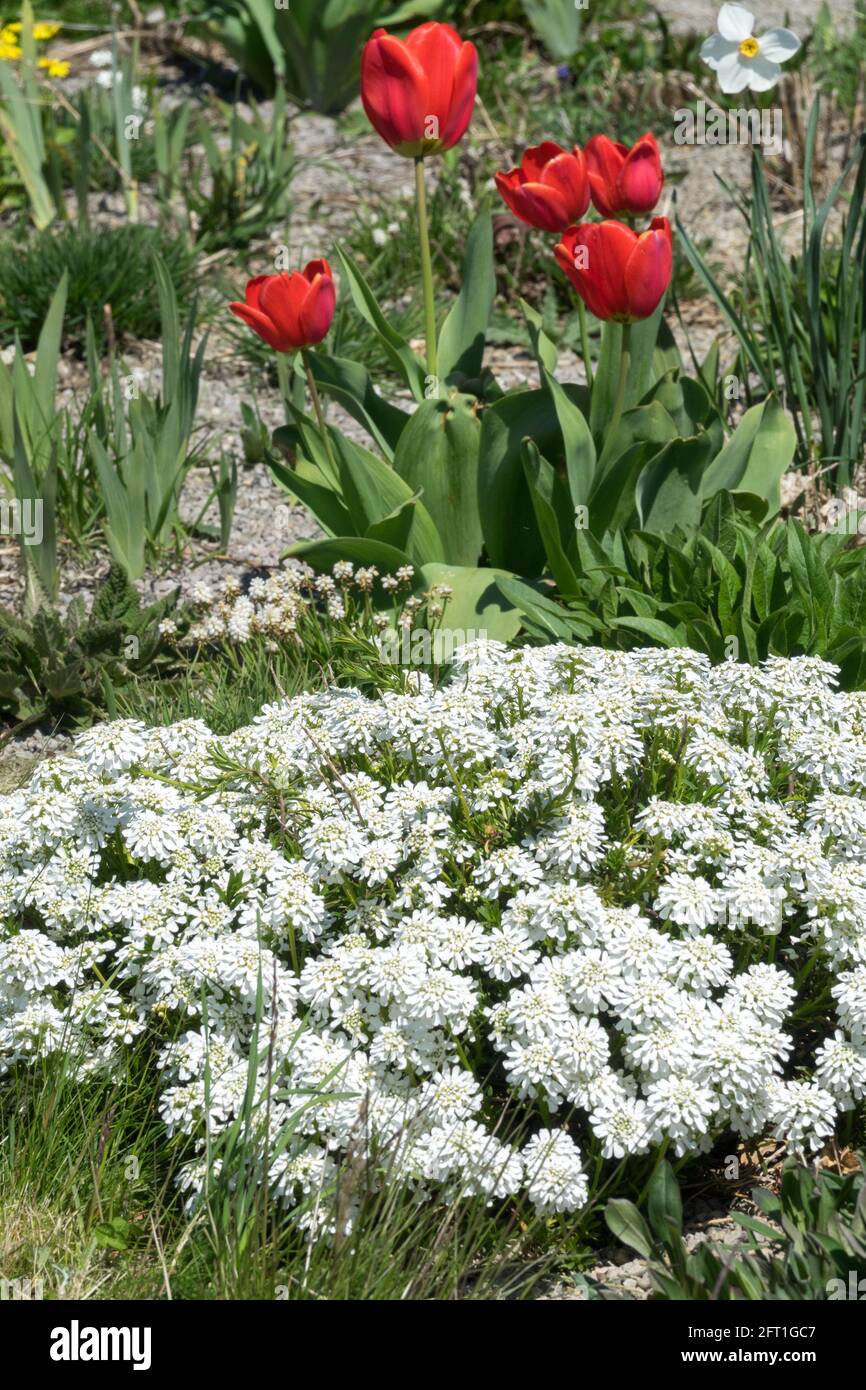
[584,132,664,217]
[361,21,477,157]
[554,218,673,323]
[495,141,590,233]
[228,260,336,353]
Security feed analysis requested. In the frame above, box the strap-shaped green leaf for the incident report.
[438,212,495,390]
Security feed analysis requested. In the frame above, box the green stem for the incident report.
[597,321,631,473]
[414,155,438,387]
[301,348,338,479]
[577,298,594,391]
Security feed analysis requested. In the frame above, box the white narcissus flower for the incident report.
[701,4,800,93]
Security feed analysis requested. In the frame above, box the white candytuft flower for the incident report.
[0,641,862,1228]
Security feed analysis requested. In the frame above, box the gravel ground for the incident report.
[544,1202,750,1301]
[662,0,858,32]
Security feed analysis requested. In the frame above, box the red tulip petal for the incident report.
[439,40,478,150]
[299,273,337,347]
[229,300,288,352]
[259,272,312,349]
[495,167,523,193]
[560,220,638,320]
[361,30,428,151]
[302,257,333,285]
[541,149,590,221]
[618,134,663,214]
[405,21,463,131]
[554,227,608,320]
[521,141,566,181]
[585,134,628,216]
[503,179,571,232]
[244,275,272,311]
[624,217,673,320]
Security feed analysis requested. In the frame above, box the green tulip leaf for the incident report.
[420,563,523,644]
[541,366,595,508]
[334,245,427,401]
[394,393,483,567]
[636,433,714,534]
[437,211,495,390]
[305,350,409,459]
[521,440,581,596]
[478,383,589,575]
[700,395,796,513]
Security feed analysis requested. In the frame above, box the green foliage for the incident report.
[521,0,585,61]
[89,253,209,579]
[0,564,180,727]
[213,0,449,111]
[1,256,212,590]
[183,87,296,252]
[678,100,866,483]
[510,496,866,689]
[810,0,866,118]
[0,223,198,354]
[0,272,67,614]
[275,212,796,650]
[0,3,55,228]
[603,1156,866,1301]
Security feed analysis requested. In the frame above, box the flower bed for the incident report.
[2,642,865,1229]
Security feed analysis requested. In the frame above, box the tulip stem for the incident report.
[414,155,438,388]
[577,300,594,391]
[302,349,338,479]
[597,322,631,473]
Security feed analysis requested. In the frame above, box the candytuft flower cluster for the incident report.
[4,644,865,1231]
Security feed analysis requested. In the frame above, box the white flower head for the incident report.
[701,5,800,93]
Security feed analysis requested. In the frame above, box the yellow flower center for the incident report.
[739,36,760,58]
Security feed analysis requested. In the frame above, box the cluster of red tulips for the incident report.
[230,19,672,358]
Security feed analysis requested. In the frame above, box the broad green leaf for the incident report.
[497,575,597,640]
[394,393,483,567]
[520,297,558,377]
[437,212,495,389]
[90,437,146,581]
[636,434,714,534]
[365,496,445,567]
[420,563,523,644]
[305,351,409,460]
[604,1199,654,1259]
[700,395,796,512]
[522,0,583,59]
[521,441,581,596]
[267,455,357,538]
[607,615,686,646]
[542,366,595,507]
[285,535,414,578]
[587,439,656,537]
[33,271,68,424]
[478,384,589,575]
[648,1160,684,1254]
[334,245,427,401]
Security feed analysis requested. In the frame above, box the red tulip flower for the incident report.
[495,141,590,233]
[361,21,478,158]
[554,218,673,323]
[584,132,664,217]
[228,260,336,353]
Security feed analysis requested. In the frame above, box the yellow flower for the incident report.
[3,21,22,32]
[33,21,61,39]
[37,55,69,77]
[0,38,21,59]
